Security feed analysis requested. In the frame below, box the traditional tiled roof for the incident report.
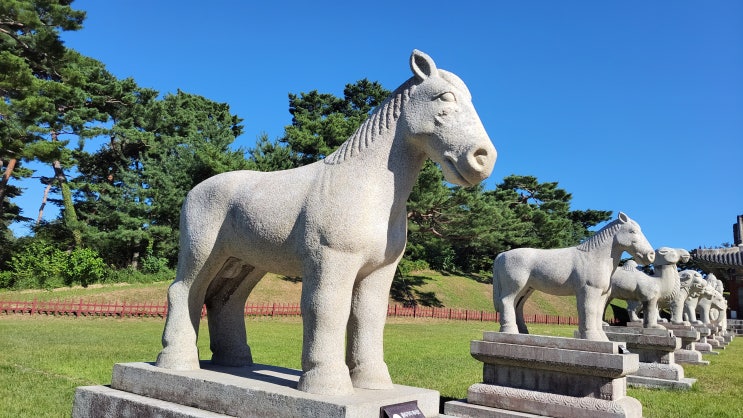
[693,246,743,268]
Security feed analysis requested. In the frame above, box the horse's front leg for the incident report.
[346,263,397,390]
[296,252,361,395]
[577,286,610,341]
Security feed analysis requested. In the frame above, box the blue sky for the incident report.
[10,0,743,251]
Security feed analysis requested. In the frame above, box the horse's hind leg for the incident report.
[346,263,397,390]
[514,287,534,334]
[157,279,200,369]
[205,260,266,367]
[157,251,224,370]
[493,265,523,334]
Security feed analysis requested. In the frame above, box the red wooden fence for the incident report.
[0,299,583,325]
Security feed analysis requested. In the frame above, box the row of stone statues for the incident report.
[484,217,734,417]
[72,49,734,418]
[608,249,728,332]
[494,232,729,341]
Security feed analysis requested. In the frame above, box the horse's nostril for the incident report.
[473,148,489,167]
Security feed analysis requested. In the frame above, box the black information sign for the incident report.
[379,400,425,418]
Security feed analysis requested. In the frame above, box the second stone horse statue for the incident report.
[493,212,655,341]
[156,50,497,395]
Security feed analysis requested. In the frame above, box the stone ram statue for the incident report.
[611,247,688,328]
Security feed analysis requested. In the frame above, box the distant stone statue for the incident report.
[493,212,655,341]
[667,268,707,324]
[683,271,721,325]
[156,50,497,396]
[697,273,727,326]
[614,247,689,327]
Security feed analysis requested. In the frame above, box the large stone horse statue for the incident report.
[493,212,655,341]
[156,50,497,395]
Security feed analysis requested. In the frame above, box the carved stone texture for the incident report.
[682,270,715,325]
[154,50,497,396]
[602,326,696,389]
[493,212,655,341]
[613,247,689,327]
[72,362,441,418]
[652,322,707,366]
[444,332,642,418]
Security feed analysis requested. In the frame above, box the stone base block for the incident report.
[72,362,442,418]
[674,349,709,366]
[445,400,539,418]
[708,338,724,349]
[73,385,230,418]
[444,384,642,418]
[626,375,696,390]
[635,362,684,381]
[698,346,720,355]
[627,363,695,389]
[445,333,642,418]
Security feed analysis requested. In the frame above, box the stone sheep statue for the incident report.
[611,247,688,328]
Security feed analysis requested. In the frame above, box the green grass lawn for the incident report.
[1,315,741,417]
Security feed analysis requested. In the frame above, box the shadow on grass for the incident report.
[390,273,444,308]
[279,276,302,283]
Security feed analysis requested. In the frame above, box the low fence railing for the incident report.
[0,299,582,325]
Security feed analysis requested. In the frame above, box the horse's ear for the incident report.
[618,212,628,223]
[410,49,437,81]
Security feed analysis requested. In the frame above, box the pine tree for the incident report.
[0,0,85,231]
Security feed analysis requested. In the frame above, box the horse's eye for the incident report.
[438,92,456,102]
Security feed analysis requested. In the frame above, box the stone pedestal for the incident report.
[444,332,642,418]
[603,326,695,390]
[72,362,442,418]
[663,324,708,365]
[626,322,709,366]
[727,319,743,335]
[692,325,719,355]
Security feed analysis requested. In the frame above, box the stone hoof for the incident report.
[156,346,200,370]
[297,365,354,395]
[581,330,609,341]
[648,323,666,330]
[499,325,519,334]
[211,346,253,367]
[350,362,393,390]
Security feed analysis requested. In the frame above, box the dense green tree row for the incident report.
[0,1,612,290]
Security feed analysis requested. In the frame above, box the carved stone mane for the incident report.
[577,219,622,252]
[323,80,413,165]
